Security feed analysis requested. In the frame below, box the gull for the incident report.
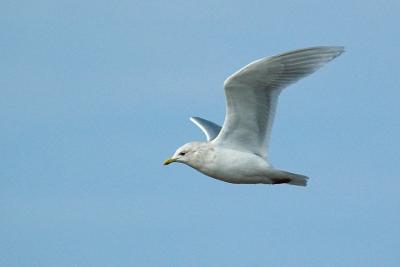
[163,46,344,186]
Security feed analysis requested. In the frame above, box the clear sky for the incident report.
[1,0,400,266]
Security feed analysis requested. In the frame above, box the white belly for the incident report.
[195,147,273,184]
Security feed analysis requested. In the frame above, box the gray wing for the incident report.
[213,46,344,158]
[190,117,222,141]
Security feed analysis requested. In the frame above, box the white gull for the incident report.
[164,46,344,186]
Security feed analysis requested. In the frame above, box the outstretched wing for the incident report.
[213,46,344,158]
[190,117,222,141]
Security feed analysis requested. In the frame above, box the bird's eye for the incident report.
[179,152,186,156]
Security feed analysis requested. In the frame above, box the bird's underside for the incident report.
[164,46,344,186]
[188,145,309,186]
[208,168,309,186]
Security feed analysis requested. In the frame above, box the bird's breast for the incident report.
[195,147,270,183]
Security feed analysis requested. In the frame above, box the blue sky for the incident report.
[1,0,400,266]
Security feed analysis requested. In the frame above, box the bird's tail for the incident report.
[269,169,309,186]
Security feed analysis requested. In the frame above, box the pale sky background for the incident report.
[1,0,400,266]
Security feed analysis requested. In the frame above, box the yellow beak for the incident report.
[163,157,176,165]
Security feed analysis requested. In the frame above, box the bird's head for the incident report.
[163,142,208,167]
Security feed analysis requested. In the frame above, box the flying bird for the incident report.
[164,46,344,186]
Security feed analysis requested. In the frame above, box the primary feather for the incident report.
[190,117,221,141]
